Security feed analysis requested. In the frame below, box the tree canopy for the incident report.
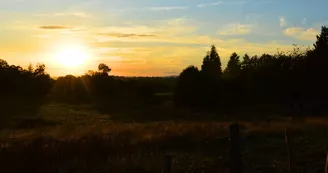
[175,25,328,116]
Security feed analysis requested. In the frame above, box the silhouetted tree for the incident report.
[98,63,111,75]
[27,63,34,73]
[199,45,223,110]
[224,52,241,79]
[314,26,328,52]
[0,60,52,101]
[304,26,328,115]
[174,66,202,108]
[201,53,210,75]
[241,54,250,70]
[34,63,46,77]
[0,59,8,68]
[201,45,222,80]
[86,70,96,76]
[175,27,328,115]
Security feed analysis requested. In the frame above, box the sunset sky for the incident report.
[1,0,327,76]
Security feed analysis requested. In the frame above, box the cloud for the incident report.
[227,0,248,5]
[96,32,155,38]
[54,12,94,18]
[218,24,253,35]
[91,29,203,45]
[88,20,294,64]
[39,25,71,30]
[167,17,187,25]
[89,38,297,76]
[5,15,307,76]
[283,27,318,41]
[89,18,196,44]
[302,18,307,25]
[148,6,188,11]
[35,12,94,18]
[197,1,223,7]
[197,0,248,7]
[280,17,286,27]
[110,6,188,12]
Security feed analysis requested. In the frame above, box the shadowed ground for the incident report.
[0,104,328,173]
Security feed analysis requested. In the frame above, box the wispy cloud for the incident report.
[283,27,318,41]
[218,24,253,35]
[302,18,307,25]
[89,23,293,59]
[197,0,248,8]
[4,19,297,76]
[167,17,187,25]
[35,12,94,18]
[39,25,71,30]
[96,32,155,38]
[280,16,286,28]
[90,17,195,43]
[227,1,248,5]
[148,6,188,11]
[197,1,223,8]
[110,6,188,12]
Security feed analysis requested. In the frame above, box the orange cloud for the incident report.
[39,25,72,30]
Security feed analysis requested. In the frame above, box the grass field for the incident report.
[1,104,328,173]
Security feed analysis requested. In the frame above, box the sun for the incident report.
[55,45,90,68]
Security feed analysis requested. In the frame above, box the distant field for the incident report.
[1,104,328,173]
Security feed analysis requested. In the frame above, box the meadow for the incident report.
[1,103,328,173]
[1,27,328,172]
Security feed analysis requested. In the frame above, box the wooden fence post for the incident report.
[325,152,328,173]
[325,127,328,173]
[163,154,172,173]
[229,123,243,173]
[285,127,295,173]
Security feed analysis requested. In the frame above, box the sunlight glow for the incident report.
[55,45,90,68]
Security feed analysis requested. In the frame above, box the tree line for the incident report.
[0,61,175,110]
[0,61,52,99]
[175,26,328,116]
[1,26,328,116]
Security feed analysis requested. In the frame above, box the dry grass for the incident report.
[1,104,328,173]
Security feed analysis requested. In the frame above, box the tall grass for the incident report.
[1,104,328,172]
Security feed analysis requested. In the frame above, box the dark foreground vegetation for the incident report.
[1,26,328,172]
[176,26,328,117]
[1,115,328,173]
